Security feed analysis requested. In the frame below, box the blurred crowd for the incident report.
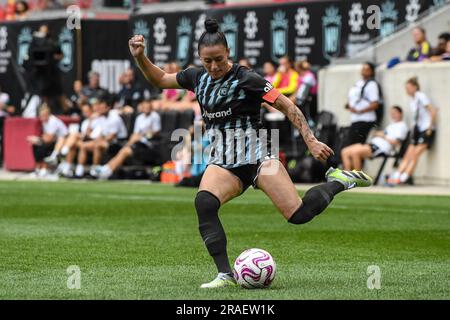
[0,23,448,186]
[0,0,93,21]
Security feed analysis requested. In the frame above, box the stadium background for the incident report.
[0,0,449,301]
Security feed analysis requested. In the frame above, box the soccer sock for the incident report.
[288,181,345,225]
[50,150,59,158]
[400,172,409,183]
[195,190,232,275]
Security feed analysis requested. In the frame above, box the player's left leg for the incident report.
[256,159,372,223]
[196,165,243,288]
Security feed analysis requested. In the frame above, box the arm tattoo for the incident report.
[272,96,315,144]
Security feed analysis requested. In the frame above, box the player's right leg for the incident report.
[256,159,372,224]
[196,165,242,289]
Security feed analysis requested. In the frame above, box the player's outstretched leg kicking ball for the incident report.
[129,17,373,289]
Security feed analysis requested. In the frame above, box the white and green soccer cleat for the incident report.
[325,167,373,189]
[200,273,237,289]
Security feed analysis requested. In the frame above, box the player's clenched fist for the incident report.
[129,35,145,58]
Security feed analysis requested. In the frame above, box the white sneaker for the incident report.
[89,166,101,178]
[75,165,84,177]
[200,273,237,289]
[38,168,48,178]
[97,165,112,180]
[44,155,58,166]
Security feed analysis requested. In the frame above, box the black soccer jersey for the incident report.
[176,63,281,169]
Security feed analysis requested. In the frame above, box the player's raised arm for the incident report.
[270,94,334,162]
[129,35,181,89]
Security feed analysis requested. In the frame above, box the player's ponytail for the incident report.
[198,18,228,53]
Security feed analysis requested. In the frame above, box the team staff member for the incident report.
[388,77,438,185]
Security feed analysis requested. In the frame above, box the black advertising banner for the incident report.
[129,0,447,70]
[0,19,78,109]
[80,19,130,94]
[1,0,448,108]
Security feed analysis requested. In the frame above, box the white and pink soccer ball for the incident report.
[233,248,276,289]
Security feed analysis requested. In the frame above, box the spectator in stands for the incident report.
[272,56,299,96]
[67,80,86,116]
[431,38,450,62]
[387,77,438,185]
[292,59,318,123]
[344,62,381,147]
[238,58,252,69]
[154,62,183,110]
[431,32,450,58]
[58,102,106,177]
[0,85,14,118]
[81,70,109,102]
[341,106,408,171]
[92,99,161,179]
[0,85,14,166]
[263,61,276,84]
[27,104,68,177]
[15,1,29,20]
[406,27,432,62]
[114,68,150,114]
[74,97,127,178]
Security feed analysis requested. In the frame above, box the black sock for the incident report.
[288,181,345,224]
[195,191,232,275]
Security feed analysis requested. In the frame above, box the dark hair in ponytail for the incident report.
[198,18,228,53]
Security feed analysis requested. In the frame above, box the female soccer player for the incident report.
[129,19,372,288]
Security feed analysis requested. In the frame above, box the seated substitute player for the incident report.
[27,104,68,177]
[341,106,408,171]
[58,102,105,177]
[92,99,161,179]
[129,18,373,289]
[75,97,126,178]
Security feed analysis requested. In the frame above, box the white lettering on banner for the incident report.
[0,26,10,74]
[243,11,262,66]
[349,33,371,42]
[294,7,314,61]
[91,60,130,94]
[295,37,315,46]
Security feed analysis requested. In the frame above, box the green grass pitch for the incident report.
[0,180,449,299]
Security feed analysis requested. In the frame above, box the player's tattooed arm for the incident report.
[268,95,334,162]
[129,35,180,89]
[270,94,315,144]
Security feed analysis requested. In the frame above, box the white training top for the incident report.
[82,115,106,139]
[410,91,432,132]
[43,115,68,138]
[371,121,408,155]
[349,80,379,123]
[102,110,128,140]
[133,111,161,140]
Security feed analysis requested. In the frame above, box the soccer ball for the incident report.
[233,248,276,289]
